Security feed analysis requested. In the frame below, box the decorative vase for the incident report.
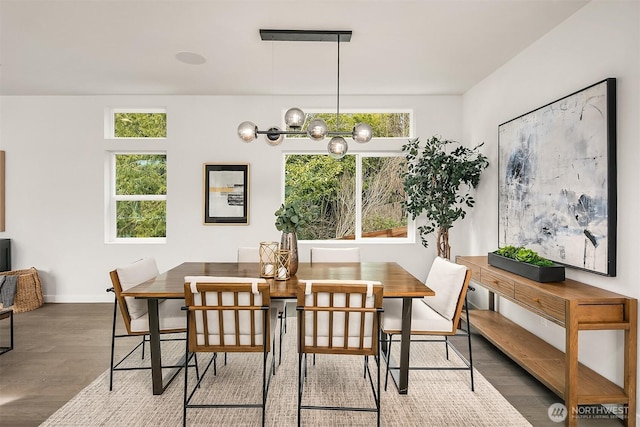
[280,232,298,276]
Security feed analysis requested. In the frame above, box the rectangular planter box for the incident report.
[488,252,565,283]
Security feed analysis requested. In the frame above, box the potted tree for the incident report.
[402,136,489,259]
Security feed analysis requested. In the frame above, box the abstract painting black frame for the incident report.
[498,78,616,276]
[204,163,249,225]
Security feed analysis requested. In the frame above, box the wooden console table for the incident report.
[456,256,637,427]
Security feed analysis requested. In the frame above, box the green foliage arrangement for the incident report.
[495,245,555,267]
[275,203,306,234]
[402,136,489,259]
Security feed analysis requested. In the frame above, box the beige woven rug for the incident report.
[41,325,531,426]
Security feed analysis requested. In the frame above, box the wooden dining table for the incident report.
[121,261,433,395]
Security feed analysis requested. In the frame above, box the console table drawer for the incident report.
[481,270,515,298]
[515,286,565,321]
[456,258,481,282]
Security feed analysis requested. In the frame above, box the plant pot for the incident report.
[488,252,565,283]
[280,232,298,276]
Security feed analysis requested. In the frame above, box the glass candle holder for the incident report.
[259,241,279,278]
[276,249,291,281]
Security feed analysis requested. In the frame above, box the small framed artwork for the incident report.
[203,164,249,225]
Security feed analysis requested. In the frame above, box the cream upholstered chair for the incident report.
[237,247,287,365]
[310,247,361,263]
[381,256,474,391]
[182,276,277,427]
[296,280,383,427]
[107,258,187,391]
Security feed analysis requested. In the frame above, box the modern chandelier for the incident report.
[237,29,373,159]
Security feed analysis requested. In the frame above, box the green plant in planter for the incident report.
[402,136,489,259]
[275,203,305,233]
[496,245,554,267]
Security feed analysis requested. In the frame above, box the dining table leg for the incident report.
[147,298,163,395]
[383,297,413,394]
[397,296,412,394]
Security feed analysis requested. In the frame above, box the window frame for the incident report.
[105,151,167,244]
[281,151,415,244]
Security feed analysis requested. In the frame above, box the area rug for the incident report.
[41,325,531,426]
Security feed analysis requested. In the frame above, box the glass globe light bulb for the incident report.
[352,122,373,143]
[307,119,328,141]
[237,121,257,142]
[264,126,284,146]
[327,136,348,159]
[284,107,305,129]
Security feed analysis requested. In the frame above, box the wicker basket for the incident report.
[0,268,44,313]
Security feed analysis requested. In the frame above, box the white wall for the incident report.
[0,94,460,302]
[461,0,640,406]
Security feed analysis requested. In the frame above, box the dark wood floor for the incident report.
[0,303,625,426]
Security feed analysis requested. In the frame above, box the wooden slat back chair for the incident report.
[182,276,277,427]
[308,247,361,366]
[107,258,188,391]
[296,280,384,427]
[237,247,287,366]
[310,247,361,264]
[381,256,474,391]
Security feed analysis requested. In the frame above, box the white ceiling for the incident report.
[0,0,590,96]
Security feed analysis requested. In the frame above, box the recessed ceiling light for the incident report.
[175,51,206,65]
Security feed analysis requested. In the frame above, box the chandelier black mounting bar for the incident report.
[259,29,352,42]
[237,29,373,159]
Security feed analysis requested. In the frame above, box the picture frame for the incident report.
[498,78,616,276]
[203,163,249,225]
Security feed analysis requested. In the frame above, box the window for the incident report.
[283,153,410,242]
[108,153,167,241]
[286,112,411,138]
[105,108,167,243]
[107,108,167,139]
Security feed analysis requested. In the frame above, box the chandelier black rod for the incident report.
[256,130,353,137]
[336,35,340,132]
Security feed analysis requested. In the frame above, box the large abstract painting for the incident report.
[498,78,616,276]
